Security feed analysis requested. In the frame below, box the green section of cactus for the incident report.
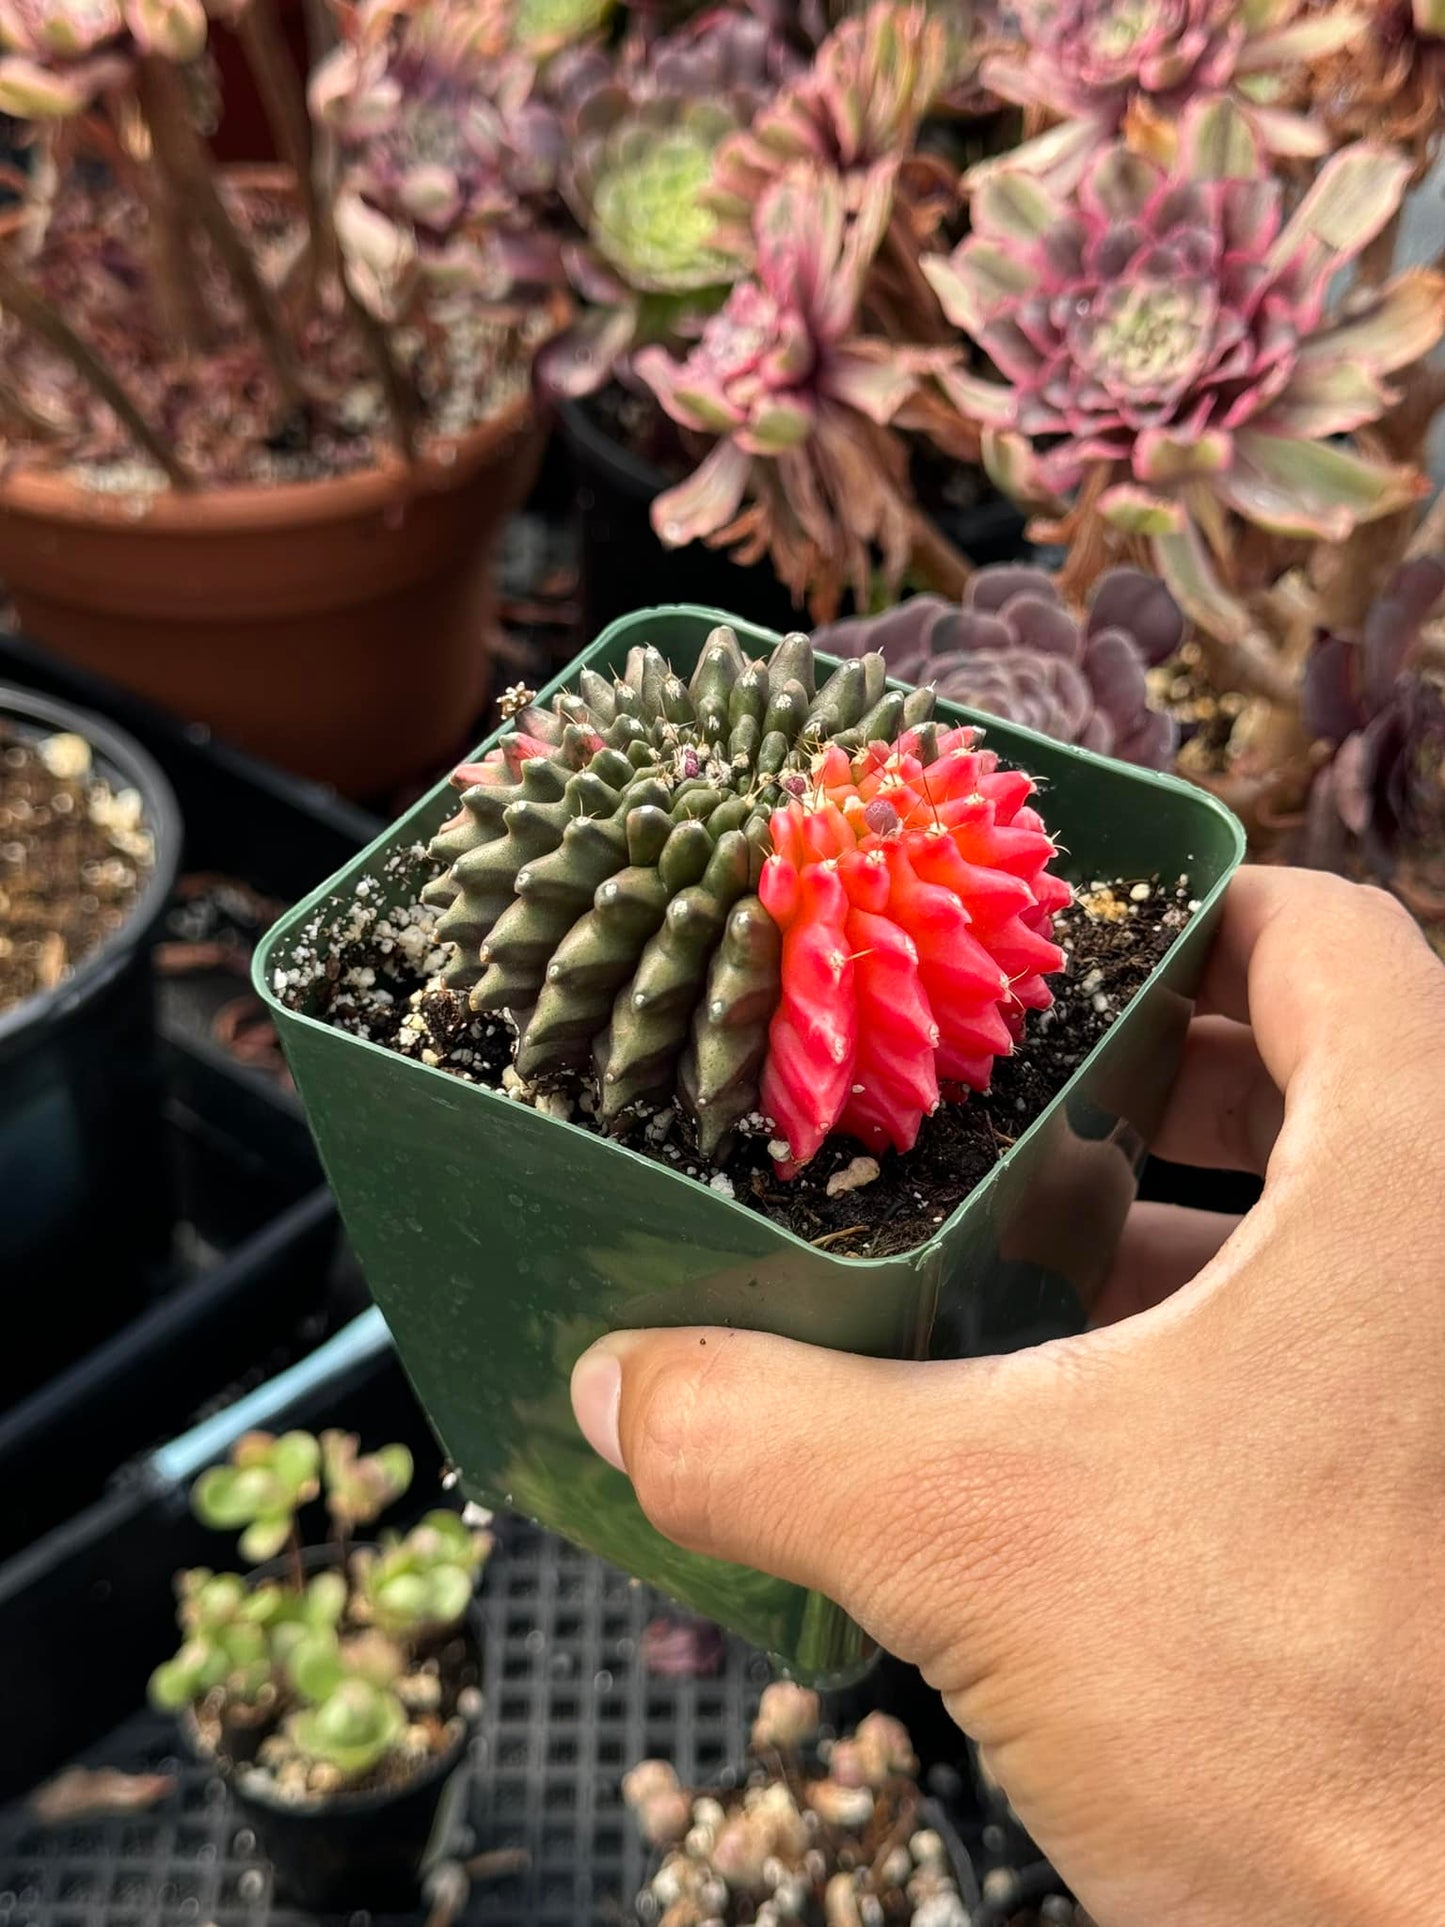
[427,626,935,1149]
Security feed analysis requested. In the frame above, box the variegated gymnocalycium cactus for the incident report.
[0,0,204,116]
[979,0,1363,185]
[635,163,942,617]
[425,626,1068,1174]
[927,97,1445,646]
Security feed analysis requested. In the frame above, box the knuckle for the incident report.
[624,1341,736,1553]
[1356,881,1414,933]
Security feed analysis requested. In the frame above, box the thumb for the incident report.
[569,1324,1099,1668]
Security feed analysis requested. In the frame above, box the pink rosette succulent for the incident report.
[0,0,205,117]
[978,0,1364,187]
[635,162,945,616]
[926,98,1445,644]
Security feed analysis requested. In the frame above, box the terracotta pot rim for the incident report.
[0,385,544,533]
[0,172,564,534]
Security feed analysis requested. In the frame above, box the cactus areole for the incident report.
[425,627,1069,1175]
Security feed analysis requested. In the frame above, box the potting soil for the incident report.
[283,869,1196,1260]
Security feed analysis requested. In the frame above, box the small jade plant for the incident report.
[149,1431,491,1801]
[625,1684,969,1925]
[426,626,1070,1175]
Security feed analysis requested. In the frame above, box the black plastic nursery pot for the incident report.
[0,633,382,1551]
[224,1722,473,1914]
[256,604,1246,1686]
[185,1543,481,1915]
[0,683,182,1399]
[559,398,1028,640]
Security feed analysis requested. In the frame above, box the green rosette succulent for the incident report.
[423,627,935,1152]
[353,1510,493,1637]
[584,96,743,296]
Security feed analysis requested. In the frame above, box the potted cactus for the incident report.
[149,1428,491,1911]
[255,597,1243,1680]
[0,0,564,794]
[625,1684,980,1924]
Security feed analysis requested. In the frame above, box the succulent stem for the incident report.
[136,56,309,422]
[905,508,973,602]
[234,0,332,289]
[0,248,194,488]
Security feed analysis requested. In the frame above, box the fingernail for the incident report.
[570,1345,625,1472]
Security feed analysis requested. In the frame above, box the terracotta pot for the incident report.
[0,403,546,797]
[207,0,310,165]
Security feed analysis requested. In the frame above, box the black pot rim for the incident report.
[0,679,181,1057]
[557,393,668,507]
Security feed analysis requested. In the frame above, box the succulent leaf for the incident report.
[978,0,1363,181]
[930,100,1444,640]
[353,1509,491,1636]
[815,566,1181,767]
[321,1431,415,1527]
[286,1678,408,1781]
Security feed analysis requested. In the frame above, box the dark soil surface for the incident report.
[286,858,1196,1260]
[0,723,154,1019]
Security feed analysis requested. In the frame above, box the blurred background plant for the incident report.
[1,0,1443,932]
[148,1429,491,1799]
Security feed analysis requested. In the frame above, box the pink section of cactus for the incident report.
[758,728,1068,1174]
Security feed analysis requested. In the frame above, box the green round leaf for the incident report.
[148,1646,208,1712]
[304,1570,348,1627]
[193,1465,279,1530]
[269,1431,322,1500]
[419,1565,474,1629]
[288,1629,345,1704]
[371,1571,430,1630]
[238,1514,293,1565]
[288,1681,405,1779]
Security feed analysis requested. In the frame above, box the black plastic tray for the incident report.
[0,1321,1004,1925]
[0,1327,769,1917]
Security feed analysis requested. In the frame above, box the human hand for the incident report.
[569,869,1445,1926]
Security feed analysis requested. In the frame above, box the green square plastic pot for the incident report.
[255,605,1246,1684]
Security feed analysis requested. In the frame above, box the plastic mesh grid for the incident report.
[0,1520,766,1927]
